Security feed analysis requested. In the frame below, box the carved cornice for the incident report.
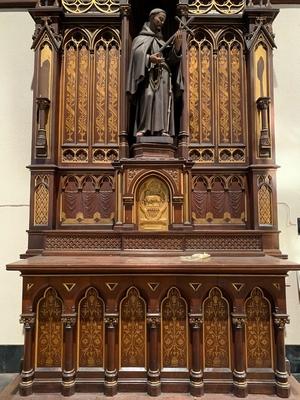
[1,0,300,10]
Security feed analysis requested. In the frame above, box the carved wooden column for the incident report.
[189,314,204,397]
[36,97,50,157]
[147,313,161,396]
[19,313,35,396]
[114,165,124,228]
[61,314,76,396]
[257,96,271,157]
[177,1,189,159]
[104,314,119,396]
[232,314,248,398]
[119,0,130,159]
[273,314,290,398]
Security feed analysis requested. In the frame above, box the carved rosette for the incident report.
[273,314,290,330]
[104,314,119,328]
[20,313,35,329]
[189,314,203,328]
[232,314,246,329]
[61,314,77,329]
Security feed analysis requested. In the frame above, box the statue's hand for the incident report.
[174,30,183,53]
[149,53,164,64]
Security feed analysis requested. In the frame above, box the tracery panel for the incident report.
[78,287,104,368]
[203,287,231,369]
[93,31,120,146]
[217,31,245,146]
[191,175,246,225]
[62,31,89,146]
[60,29,120,164]
[34,175,50,226]
[188,31,214,145]
[60,175,115,225]
[245,287,273,369]
[36,287,63,368]
[188,29,247,163]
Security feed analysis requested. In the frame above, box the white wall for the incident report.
[0,12,33,343]
[273,6,300,344]
[0,7,299,345]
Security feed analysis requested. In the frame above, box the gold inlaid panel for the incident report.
[94,37,120,144]
[120,287,146,368]
[78,287,104,368]
[218,44,230,144]
[34,175,49,226]
[36,288,63,368]
[63,42,77,143]
[189,37,213,144]
[203,287,230,368]
[246,287,273,369]
[258,184,272,225]
[137,177,169,231]
[254,43,268,99]
[62,0,119,14]
[188,0,245,15]
[162,287,188,368]
[188,29,246,150]
[61,29,120,158]
[39,42,52,99]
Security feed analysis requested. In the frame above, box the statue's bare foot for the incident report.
[161,131,169,136]
[136,131,144,137]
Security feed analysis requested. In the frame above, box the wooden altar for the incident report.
[6,0,299,397]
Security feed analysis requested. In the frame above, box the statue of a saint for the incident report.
[127,8,183,138]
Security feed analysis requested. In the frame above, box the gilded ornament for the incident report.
[188,0,245,15]
[204,287,230,368]
[162,288,188,368]
[120,288,146,368]
[79,288,104,367]
[36,288,63,368]
[137,178,169,231]
[62,0,120,14]
[245,288,272,368]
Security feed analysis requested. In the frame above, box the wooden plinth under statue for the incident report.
[5,0,299,398]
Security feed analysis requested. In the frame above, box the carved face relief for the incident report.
[150,12,166,34]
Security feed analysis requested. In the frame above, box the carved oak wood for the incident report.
[5,0,299,398]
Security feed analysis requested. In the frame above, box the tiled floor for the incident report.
[1,375,300,399]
